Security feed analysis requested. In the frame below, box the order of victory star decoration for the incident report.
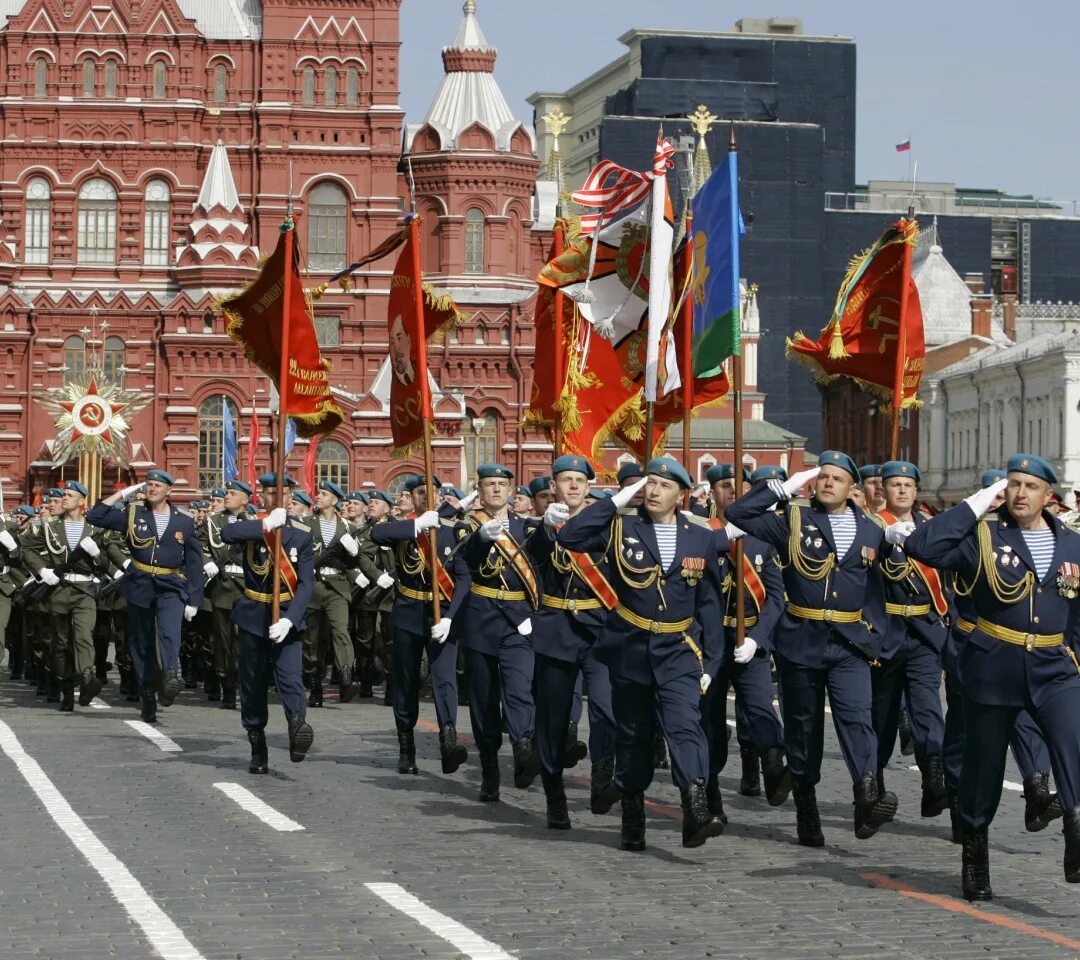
[36,371,150,466]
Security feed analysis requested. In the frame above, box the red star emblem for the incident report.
[60,379,127,445]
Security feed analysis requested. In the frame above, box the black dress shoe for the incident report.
[159,668,183,707]
[512,738,540,789]
[762,747,791,807]
[287,715,314,762]
[78,667,102,707]
[793,785,825,847]
[704,774,728,824]
[479,753,500,802]
[620,792,646,851]
[652,729,669,770]
[921,755,948,818]
[961,829,993,901]
[590,756,620,815]
[397,729,418,774]
[247,728,269,775]
[1023,772,1062,832]
[439,724,468,774]
[339,666,358,704]
[739,748,762,797]
[681,778,722,847]
[541,770,571,830]
[140,691,158,724]
[560,721,588,769]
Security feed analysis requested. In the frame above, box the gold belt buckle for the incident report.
[568,599,577,612]
[1025,634,1036,652]
[649,620,660,633]
[823,609,834,622]
[496,589,505,601]
[903,605,913,616]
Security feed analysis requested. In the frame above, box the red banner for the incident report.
[247,410,261,493]
[786,219,925,409]
[222,221,344,438]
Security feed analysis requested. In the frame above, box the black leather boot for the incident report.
[307,678,323,708]
[78,666,102,707]
[561,721,588,769]
[793,785,825,847]
[652,729,669,770]
[205,673,220,702]
[46,674,60,702]
[681,777,721,847]
[704,774,728,824]
[159,667,183,707]
[1023,772,1062,832]
[762,746,792,807]
[339,664,357,704]
[439,724,468,774]
[898,707,915,756]
[961,829,993,901]
[397,729,418,775]
[853,773,883,839]
[140,689,157,724]
[221,682,237,710]
[1064,806,1080,883]
[58,681,75,713]
[590,756,620,815]
[287,714,314,762]
[947,789,961,844]
[920,755,948,818]
[479,752,500,802]
[620,792,646,851]
[739,748,762,797]
[512,737,540,789]
[541,769,571,830]
[247,728,269,775]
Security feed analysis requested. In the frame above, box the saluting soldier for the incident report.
[902,454,1080,899]
[86,470,205,723]
[559,456,725,851]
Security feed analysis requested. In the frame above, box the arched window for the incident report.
[24,177,51,265]
[198,395,239,490]
[345,67,358,107]
[324,66,337,106]
[77,178,117,264]
[464,412,498,478]
[464,208,485,273]
[33,57,48,97]
[152,60,166,99]
[82,59,95,97]
[102,336,125,385]
[308,181,347,270]
[315,438,349,490]
[213,63,227,104]
[302,66,315,105]
[143,179,171,266]
[63,336,86,385]
[474,323,486,345]
[104,59,117,98]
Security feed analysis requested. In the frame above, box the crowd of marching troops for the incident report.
[1,448,1079,903]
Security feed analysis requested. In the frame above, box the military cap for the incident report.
[551,454,595,481]
[47,487,64,498]
[404,475,441,494]
[319,480,346,501]
[146,469,175,486]
[617,462,644,485]
[225,479,253,497]
[705,464,750,485]
[515,485,531,498]
[441,485,465,499]
[1007,453,1058,485]
[477,463,514,481]
[818,451,860,481]
[858,464,880,481]
[647,455,693,490]
[63,480,89,497]
[346,490,370,504]
[528,476,553,497]
[15,505,35,518]
[750,465,788,484]
[258,472,297,488]
[980,469,1006,488]
[292,490,313,509]
[246,503,258,516]
[211,487,226,499]
[879,460,921,484]
[587,489,613,500]
[370,490,395,506]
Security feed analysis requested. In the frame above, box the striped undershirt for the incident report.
[827,509,857,561]
[153,510,170,537]
[319,517,337,547]
[63,519,83,551]
[654,523,677,571]
[1021,528,1055,580]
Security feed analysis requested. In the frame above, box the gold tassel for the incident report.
[308,282,329,301]
[827,322,850,360]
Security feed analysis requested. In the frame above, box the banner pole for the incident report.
[552,220,566,458]
[271,222,294,623]
[890,219,913,460]
[680,209,694,504]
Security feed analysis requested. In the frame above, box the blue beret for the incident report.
[225,479,253,497]
[819,451,860,481]
[705,464,749,485]
[552,455,595,481]
[587,489,613,500]
[346,490,370,504]
[1006,454,1058,485]
[146,469,175,486]
[441,485,465,499]
[879,460,921,483]
[617,462,644,484]
[371,490,395,506]
[750,465,788,484]
[515,486,530,497]
[258,472,297,488]
[319,480,345,501]
[47,487,64,497]
[980,469,1006,488]
[292,490,313,508]
[246,503,258,515]
[211,487,226,499]
[478,463,514,481]
[15,505,35,517]
[647,455,692,490]
[858,464,880,481]
[63,480,89,497]
[404,475,441,494]
[528,476,552,497]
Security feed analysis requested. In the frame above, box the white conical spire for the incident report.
[449,0,493,52]
[196,141,242,213]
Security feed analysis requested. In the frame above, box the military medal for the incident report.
[813,538,823,549]
[1057,562,1079,598]
[1000,552,1010,566]
[861,546,876,566]
[290,547,298,563]
[175,531,183,542]
[1011,555,1020,568]
[635,550,645,562]
[681,556,705,586]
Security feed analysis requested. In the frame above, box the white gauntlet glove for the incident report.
[699,673,712,695]
[544,502,570,531]
[724,522,745,542]
[262,507,287,532]
[479,518,503,542]
[39,568,60,587]
[376,572,395,590]
[884,521,916,546]
[734,636,758,664]
[516,618,533,637]
[354,571,370,589]
[203,561,220,580]
[118,482,146,501]
[78,537,100,558]
[113,568,124,581]
[964,477,1008,519]
[268,618,293,643]
[339,532,359,556]
[458,490,480,511]
[779,468,820,500]
[611,476,648,509]
[431,618,452,643]
[183,605,198,622]
[413,511,440,536]
[0,530,16,552]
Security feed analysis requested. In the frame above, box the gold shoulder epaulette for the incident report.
[290,520,311,533]
[791,497,811,508]
[681,510,712,529]
[867,511,887,530]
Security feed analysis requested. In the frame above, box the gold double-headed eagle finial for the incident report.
[542,107,571,141]
[687,105,720,138]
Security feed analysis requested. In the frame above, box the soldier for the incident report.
[220,473,315,773]
[529,476,554,518]
[903,455,1080,899]
[290,490,313,518]
[342,491,367,527]
[859,464,885,513]
[726,455,910,846]
[511,486,533,519]
[85,470,205,723]
[209,488,225,516]
[454,463,540,801]
[99,513,136,701]
[355,491,397,700]
[0,509,23,677]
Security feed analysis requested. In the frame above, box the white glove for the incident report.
[884,520,916,546]
[118,482,146,501]
[262,507,287,531]
[479,518,504,541]
[780,468,820,499]
[0,530,16,551]
[203,561,220,580]
[39,568,60,586]
[458,490,479,510]
[413,510,440,536]
[354,571,370,589]
[699,673,712,695]
[516,618,533,637]
[734,636,758,664]
[376,572,395,590]
[544,502,570,530]
[78,537,100,558]
[122,559,131,570]
[113,569,124,581]
[724,522,745,541]
[339,532,359,556]
[268,618,293,643]
[431,618,453,643]
[965,477,1008,519]
[612,476,648,509]
[183,605,198,621]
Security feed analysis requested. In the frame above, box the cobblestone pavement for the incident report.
[0,675,1077,960]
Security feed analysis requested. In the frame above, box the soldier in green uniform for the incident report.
[0,508,25,677]
[355,490,397,700]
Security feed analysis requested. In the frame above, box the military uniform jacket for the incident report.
[221,517,314,633]
[0,520,23,597]
[713,531,784,677]
[725,483,886,666]
[357,519,396,613]
[86,500,205,609]
[198,512,247,610]
[23,516,110,597]
[310,514,361,600]
[557,497,724,686]
[904,502,1080,708]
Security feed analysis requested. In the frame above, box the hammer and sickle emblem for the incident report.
[868,304,899,354]
[82,403,103,425]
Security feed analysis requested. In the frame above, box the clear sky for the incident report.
[399,0,1079,201]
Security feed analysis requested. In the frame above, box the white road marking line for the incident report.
[125,720,182,753]
[89,697,110,710]
[212,782,304,832]
[366,882,514,960]
[0,719,206,960]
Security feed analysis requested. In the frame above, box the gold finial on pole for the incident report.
[687,104,719,138]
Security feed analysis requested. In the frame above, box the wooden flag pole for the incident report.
[271,220,295,623]
[889,216,914,461]
[728,123,747,650]
[680,210,694,505]
[552,220,566,457]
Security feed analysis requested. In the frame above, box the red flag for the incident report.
[303,440,319,496]
[787,219,925,409]
[247,411,261,493]
[221,222,344,437]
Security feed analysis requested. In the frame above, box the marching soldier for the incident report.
[859,464,885,514]
[290,490,313,518]
[86,470,205,723]
[512,486,533,519]
[0,510,23,678]
[558,456,725,851]
[355,491,397,700]
[903,455,1080,899]
[528,476,554,518]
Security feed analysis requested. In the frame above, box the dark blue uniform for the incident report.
[85,500,204,693]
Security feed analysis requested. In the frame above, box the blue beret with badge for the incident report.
[551,454,595,481]
[319,480,345,501]
[750,465,788,484]
[441,485,465,499]
[858,463,880,481]
[63,480,89,497]
[617,462,644,485]
[404,475,441,493]
[705,463,749,485]
[146,469,175,486]
[347,490,370,504]
[528,475,553,497]
[246,503,258,515]
[647,455,692,490]
[211,487,226,499]
[980,469,1006,488]
[47,487,64,498]
[819,451,860,481]
[258,472,297,488]
[371,490,395,506]
[478,463,514,481]
[879,460,921,483]
[1007,453,1058,485]
[292,490,313,509]
[15,505,35,518]
[225,479,253,497]
[515,485,530,497]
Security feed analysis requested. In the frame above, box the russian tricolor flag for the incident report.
[895,139,911,152]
